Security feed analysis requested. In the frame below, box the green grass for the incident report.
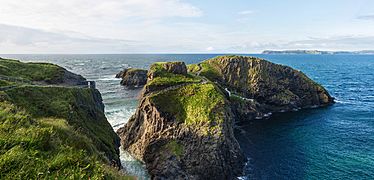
[147,62,201,88]
[0,58,65,82]
[150,83,226,126]
[0,86,128,179]
[4,86,120,165]
[0,80,14,87]
[0,101,129,179]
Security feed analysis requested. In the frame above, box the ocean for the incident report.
[1,54,373,179]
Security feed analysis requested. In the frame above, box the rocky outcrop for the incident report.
[189,55,334,120]
[116,68,148,87]
[117,62,245,179]
[118,56,334,179]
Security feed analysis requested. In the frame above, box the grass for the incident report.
[0,101,129,179]
[0,80,14,87]
[4,86,120,165]
[0,58,65,82]
[147,62,201,88]
[0,86,128,179]
[150,83,226,126]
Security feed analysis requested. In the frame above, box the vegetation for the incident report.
[0,58,65,82]
[0,58,129,179]
[4,86,120,166]
[150,83,226,126]
[163,140,184,159]
[147,62,200,88]
[0,98,128,179]
[0,80,14,87]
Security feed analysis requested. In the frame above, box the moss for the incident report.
[0,58,64,82]
[150,83,226,126]
[0,101,130,179]
[164,140,184,158]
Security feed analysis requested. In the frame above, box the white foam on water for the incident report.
[120,149,150,179]
[97,74,121,81]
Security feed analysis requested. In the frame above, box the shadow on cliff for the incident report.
[234,106,332,179]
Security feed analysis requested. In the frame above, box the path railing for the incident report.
[0,75,96,91]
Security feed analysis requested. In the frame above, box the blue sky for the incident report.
[1,0,374,53]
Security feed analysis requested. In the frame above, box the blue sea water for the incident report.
[1,54,373,179]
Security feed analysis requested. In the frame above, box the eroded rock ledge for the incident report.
[117,55,334,179]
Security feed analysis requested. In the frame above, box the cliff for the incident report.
[189,55,334,120]
[0,58,126,179]
[118,55,334,179]
[117,62,245,179]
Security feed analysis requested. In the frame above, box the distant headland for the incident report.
[262,50,374,55]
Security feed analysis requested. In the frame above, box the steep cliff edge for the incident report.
[0,58,125,179]
[189,55,334,120]
[117,62,245,179]
[118,55,334,179]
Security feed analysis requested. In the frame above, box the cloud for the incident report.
[0,0,202,35]
[206,47,214,51]
[356,14,374,20]
[238,10,254,15]
[0,24,144,54]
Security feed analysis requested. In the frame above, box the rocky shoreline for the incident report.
[116,55,334,179]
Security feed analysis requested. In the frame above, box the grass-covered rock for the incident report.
[118,56,334,179]
[117,61,245,179]
[0,58,85,85]
[0,58,129,179]
[189,55,334,114]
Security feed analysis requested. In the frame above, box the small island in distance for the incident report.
[262,50,374,55]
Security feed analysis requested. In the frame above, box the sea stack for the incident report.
[116,68,148,87]
[117,55,334,179]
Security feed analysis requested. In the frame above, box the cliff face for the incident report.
[118,55,334,179]
[190,55,334,118]
[117,62,245,179]
[0,58,124,179]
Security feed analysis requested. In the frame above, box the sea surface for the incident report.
[1,54,373,180]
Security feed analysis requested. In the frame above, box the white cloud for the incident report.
[0,0,202,38]
[206,47,214,51]
[238,10,254,15]
[357,14,374,21]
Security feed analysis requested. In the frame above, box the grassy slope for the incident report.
[146,62,228,136]
[0,58,65,82]
[0,59,129,179]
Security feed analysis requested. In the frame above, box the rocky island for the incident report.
[116,68,148,87]
[0,58,128,179]
[117,55,334,179]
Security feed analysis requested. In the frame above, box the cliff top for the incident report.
[0,58,126,178]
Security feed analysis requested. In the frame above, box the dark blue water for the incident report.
[1,54,373,179]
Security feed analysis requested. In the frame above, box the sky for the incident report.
[1,0,374,53]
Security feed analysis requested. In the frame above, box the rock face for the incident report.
[116,68,148,87]
[117,62,245,179]
[190,55,334,119]
[118,56,334,179]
